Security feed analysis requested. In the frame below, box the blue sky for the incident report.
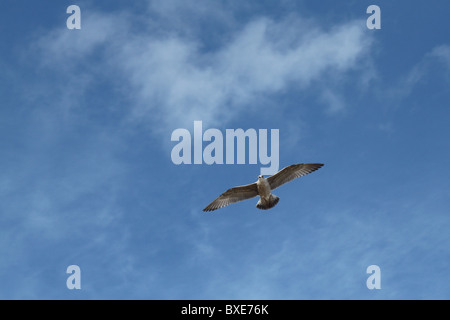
[0,0,449,299]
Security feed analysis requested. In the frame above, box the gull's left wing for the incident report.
[203,182,259,212]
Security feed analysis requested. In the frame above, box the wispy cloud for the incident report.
[320,89,346,115]
[389,43,450,101]
[119,17,372,129]
[429,44,450,69]
[32,7,373,134]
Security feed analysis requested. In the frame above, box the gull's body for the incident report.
[255,175,278,210]
[203,163,323,212]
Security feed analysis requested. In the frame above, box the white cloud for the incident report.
[33,9,373,133]
[120,17,372,129]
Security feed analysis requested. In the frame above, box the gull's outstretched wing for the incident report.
[203,183,258,212]
[267,163,323,190]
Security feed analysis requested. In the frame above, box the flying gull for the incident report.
[203,163,324,212]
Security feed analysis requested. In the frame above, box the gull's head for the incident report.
[258,175,264,180]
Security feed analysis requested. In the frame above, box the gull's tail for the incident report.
[256,194,280,210]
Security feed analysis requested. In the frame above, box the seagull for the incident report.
[203,163,324,212]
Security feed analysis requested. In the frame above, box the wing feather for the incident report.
[203,183,258,212]
[267,163,323,190]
